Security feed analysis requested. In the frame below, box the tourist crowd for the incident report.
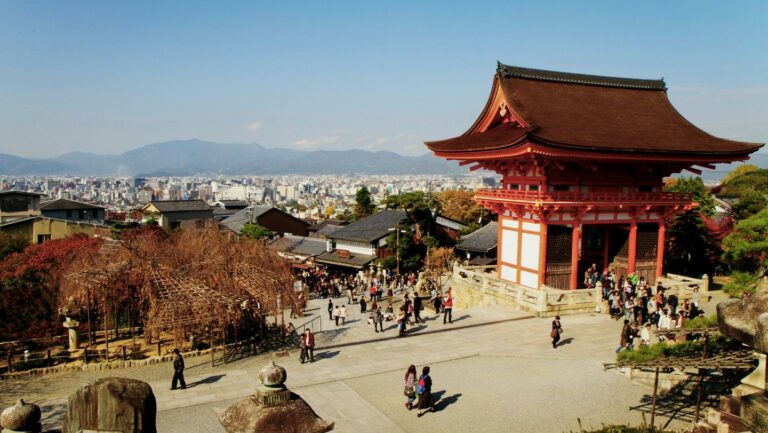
[582,263,703,352]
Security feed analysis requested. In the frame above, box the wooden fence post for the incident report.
[650,367,659,428]
[47,349,52,367]
[122,346,127,361]
[210,326,214,367]
[7,352,12,373]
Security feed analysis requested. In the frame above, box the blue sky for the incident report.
[1,1,766,158]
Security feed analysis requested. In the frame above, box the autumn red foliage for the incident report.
[0,235,102,340]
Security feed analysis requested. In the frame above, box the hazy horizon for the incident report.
[1,1,766,158]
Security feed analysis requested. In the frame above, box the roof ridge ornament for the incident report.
[496,62,667,91]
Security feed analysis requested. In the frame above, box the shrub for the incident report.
[617,334,739,364]
[722,271,759,298]
[684,314,718,330]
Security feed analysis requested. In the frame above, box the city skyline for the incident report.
[1,1,766,158]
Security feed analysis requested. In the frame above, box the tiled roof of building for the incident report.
[219,206,287,234]
[146,200,211,213]
[0,190,45,197]
[327,210,408,243]
[316,224,344,237]
[315,250,376,269]
[425,64,763,156]
[456,222,498,253]
[269,235,327,257]
[40,198,104,211]
[435,215,468,231]
[216,200,249,209]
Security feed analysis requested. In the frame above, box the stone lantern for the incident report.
[218,361,333,433]
[0,399,41,433]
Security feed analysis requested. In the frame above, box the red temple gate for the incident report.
[426,64,762,290]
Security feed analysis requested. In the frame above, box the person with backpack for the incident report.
[403,364,417,410]
[415,366,433,417]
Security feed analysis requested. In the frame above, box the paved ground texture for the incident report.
[1,293,728,433]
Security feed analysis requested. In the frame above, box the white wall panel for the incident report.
[520,270,538,288]
[500,265,517,283]
[522,222,540,232]
[501,229,518,265]
[501,218,517,228]
[520,232,540,271]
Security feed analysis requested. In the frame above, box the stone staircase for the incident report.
[693,386,767,433]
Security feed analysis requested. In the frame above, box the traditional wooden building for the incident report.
[426,64,763,290]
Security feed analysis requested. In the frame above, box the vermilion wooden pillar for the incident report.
[628,219,638,274]
[570,223,580,290]
[539,223,548,287]
[602,228,610,270]
[656,219,666,277]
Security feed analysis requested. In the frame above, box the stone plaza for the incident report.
[0,292,727,433]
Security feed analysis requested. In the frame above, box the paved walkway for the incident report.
[4,293,726,432]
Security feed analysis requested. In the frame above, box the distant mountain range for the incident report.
[0,139,765,180]
[0,139,464,176]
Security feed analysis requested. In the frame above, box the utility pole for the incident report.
[396,222,400,277]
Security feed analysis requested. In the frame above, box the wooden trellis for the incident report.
[147,267,244,330]
[603,348,757,371]
[234,263,298,322]
[604,347,757,427]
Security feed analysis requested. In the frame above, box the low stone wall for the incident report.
[451,265,599,317]
[2,345,221,380]
[619,367,691,393]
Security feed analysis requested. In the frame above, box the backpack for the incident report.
[416,376,426,394]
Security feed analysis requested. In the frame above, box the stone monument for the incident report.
[60,297,81,352]
[64,377,156,433]
[62,318,80,352]
[0,399,41,433]
[218,361,334,433]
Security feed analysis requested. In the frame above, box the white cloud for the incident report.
[292,135,341,149]
[246,121,264,131]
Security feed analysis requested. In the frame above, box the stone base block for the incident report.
[218,393,333,433]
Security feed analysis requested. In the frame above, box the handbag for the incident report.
[550,328,558,338]
[404,386,415,398]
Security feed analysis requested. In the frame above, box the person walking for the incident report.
[300,329,315,363]
[397,306,407,337]
[616,319,630,353]
[374,307,385,333]
[442,288,453,325]
[413,295,423,323]
[327,299,333,320]
[171,348,186,390]
[340,305,347,325]
[551,316,562,349]
[360,297,367,314]
[432,290,442,315]
[404,365,417,410]
[333,305,341,326]
[415,366,433,417]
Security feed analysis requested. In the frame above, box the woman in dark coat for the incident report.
[416,366,433,417]
[551,316,562,349]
